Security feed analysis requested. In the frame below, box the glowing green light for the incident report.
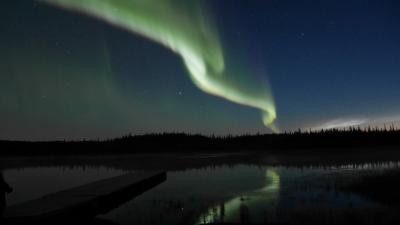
[41,0,277,130]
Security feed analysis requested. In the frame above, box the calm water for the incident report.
[2,154,400,225]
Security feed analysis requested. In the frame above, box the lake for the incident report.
[2,153,400,225]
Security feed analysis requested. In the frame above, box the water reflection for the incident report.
[2,155,400,225]
[197,168,280,224]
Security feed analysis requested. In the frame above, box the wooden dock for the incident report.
[4,171,167,225]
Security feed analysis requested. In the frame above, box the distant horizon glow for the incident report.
[308,115,400,131]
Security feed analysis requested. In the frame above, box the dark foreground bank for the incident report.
[1,129,400,156]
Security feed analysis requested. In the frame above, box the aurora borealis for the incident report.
[40,0,277,130]
[1,0,400,140]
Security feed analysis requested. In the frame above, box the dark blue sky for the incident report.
[1,0,399,140]
[212,0,400,128]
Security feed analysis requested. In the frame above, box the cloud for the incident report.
[310,118,369,130]
[308,114,400,131]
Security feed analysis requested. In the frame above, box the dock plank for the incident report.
[4,171,166,224]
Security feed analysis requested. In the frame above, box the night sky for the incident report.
[1,0,400,140]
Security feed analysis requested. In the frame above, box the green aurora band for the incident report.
[42,0,278,131]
